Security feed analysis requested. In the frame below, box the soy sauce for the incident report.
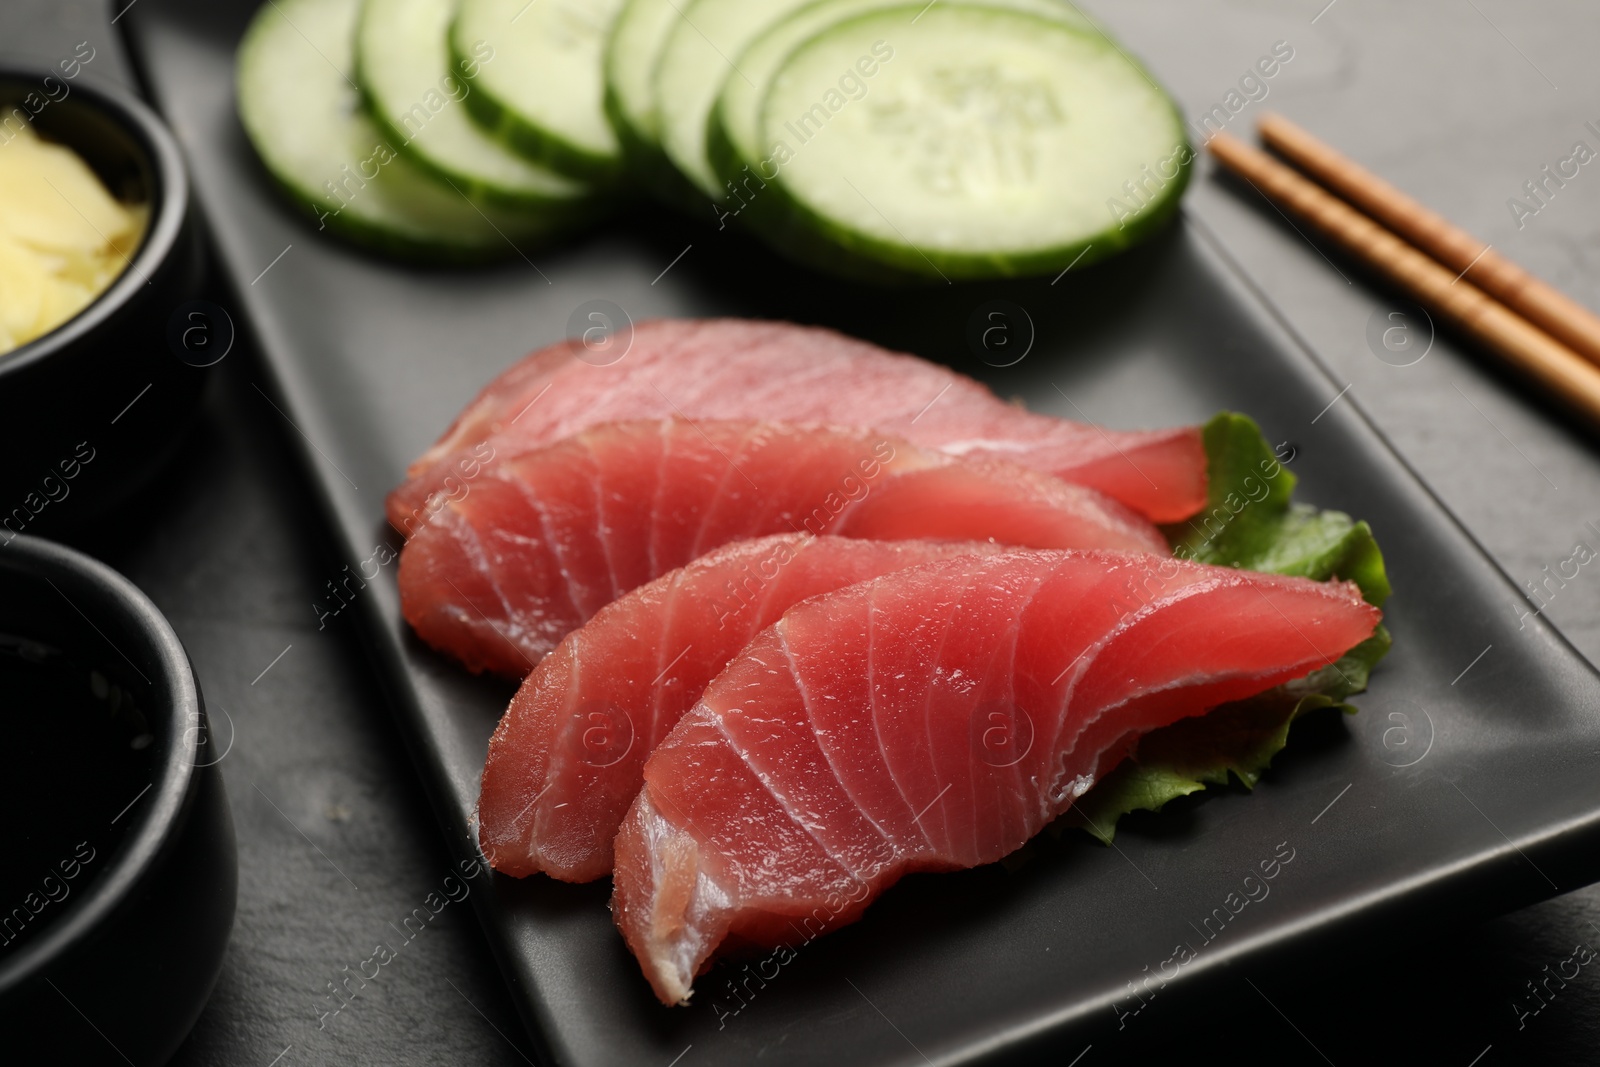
[0,633,155,956]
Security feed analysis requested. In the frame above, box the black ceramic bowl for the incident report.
[0,65,208,536]
[0,535,235,1066]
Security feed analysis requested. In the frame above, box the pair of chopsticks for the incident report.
[1208,116,1600,426]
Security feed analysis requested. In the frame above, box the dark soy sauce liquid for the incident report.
[0,633,155,956]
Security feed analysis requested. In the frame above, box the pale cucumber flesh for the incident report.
[712,0,1088,188]
[452,0,625,177]
[652,0,816,199]
[237,0,563,258]
[356,0,592,208]
[604,0,681,149]
[756,4,1190,277]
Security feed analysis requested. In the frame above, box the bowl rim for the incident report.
[0,534,203,997]
[0,63,189,377]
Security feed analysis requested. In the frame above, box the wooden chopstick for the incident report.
[1206,129,1600,428]
[1258,112,1600,370]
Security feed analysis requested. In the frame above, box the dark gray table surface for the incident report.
[8,0,1600,1063]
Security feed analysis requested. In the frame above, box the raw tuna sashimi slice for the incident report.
[399,420,1167,676]
[478,535,1004,882]
[387,319,1206,533]
[610,550,1381,1005]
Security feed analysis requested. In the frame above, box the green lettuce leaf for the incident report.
[1066,413,1392,845]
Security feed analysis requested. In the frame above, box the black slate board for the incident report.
[123,3,1600,1063]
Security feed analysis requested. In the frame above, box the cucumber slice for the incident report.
[652,0,817,200]
[451,0,626,181]
[237,0,565,260]
[706,0,1090,279]
[756,4,1191,280]
[710,0,1086,192]
[603,0,681,166]
[356,0,593,210]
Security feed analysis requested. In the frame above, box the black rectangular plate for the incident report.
[124,3,1600,1064]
